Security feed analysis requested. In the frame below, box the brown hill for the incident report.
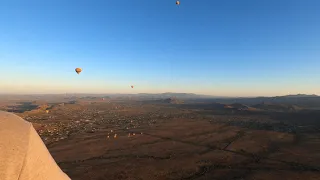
[163,98,184,104]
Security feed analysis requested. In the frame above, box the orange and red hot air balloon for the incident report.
[75,68,82,74]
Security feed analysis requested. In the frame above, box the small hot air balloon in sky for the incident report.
[75,68,82,74]
[176,1,180,5]
[131,85,134,88]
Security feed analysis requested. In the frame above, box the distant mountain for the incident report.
[214,94,320,109]
[280,94,318,98]
[2,93,319,109]
[142,97,184,104]
[135,92,219,99]
[252,103,302,112]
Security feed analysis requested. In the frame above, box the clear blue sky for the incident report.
[0,0,319,96]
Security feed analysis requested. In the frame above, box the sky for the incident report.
[0,0,319,96]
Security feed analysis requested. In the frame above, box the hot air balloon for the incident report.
[75,68,82,74]
[176,1,180,5]
[131,85,134,88]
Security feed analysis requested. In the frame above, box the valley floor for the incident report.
[16,102,320,180]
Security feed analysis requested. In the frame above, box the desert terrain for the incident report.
[1,93,320,180]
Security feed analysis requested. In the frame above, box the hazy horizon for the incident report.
[1,0,319,96]
[0,92,318,99]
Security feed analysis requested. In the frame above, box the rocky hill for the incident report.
[163,98,184,104]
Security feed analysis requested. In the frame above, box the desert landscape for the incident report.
[2,1,319,179]
[1,93,319,180]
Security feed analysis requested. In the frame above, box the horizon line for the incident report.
[0,92,318,99]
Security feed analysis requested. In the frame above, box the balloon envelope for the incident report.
[176,1,180,5]
[75,68,82,74]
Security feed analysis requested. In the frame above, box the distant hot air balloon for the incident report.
[176,1,180,5]
[131,85,134,88]
[75,68,82,74]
